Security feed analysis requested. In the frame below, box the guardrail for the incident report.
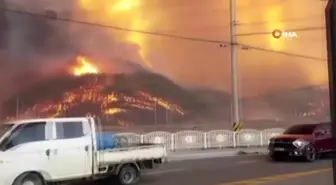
[115,128,285,151]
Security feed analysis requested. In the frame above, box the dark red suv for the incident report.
[268,122,332,162]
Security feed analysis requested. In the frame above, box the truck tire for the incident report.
[13,172,44,185]
[117,164,141,185]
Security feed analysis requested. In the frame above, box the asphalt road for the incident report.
[140,155,332,185]
[263,170,333,185]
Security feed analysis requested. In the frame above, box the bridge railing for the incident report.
[114,128,285,151]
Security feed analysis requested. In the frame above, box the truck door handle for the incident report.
[53,149,58,155]
[45,149,50,156]
[84,145,89,151]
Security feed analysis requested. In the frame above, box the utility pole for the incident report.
[229,0,241,131]
[154,101,157,125]
[165,109,169,125]
[325,0,336,184]
[0,0,7,50]
[16,95,19,118]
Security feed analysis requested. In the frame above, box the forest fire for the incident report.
[18,82,183,118]
[3,56,185,125]
[71,56,99,76]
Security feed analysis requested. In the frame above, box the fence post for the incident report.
[170,133,175,151]
[203,132,207,149]
[260,131,263,147]
[140,134,144,143]
[233,132,237,148]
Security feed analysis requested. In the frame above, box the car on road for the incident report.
[0,117,167,185]
[268,122,332,162]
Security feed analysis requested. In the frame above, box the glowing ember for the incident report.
[7,77,184,122]
[104,108,126,115]
[72,56,99,76]
[5,54,186,123]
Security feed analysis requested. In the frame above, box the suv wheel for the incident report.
[270,153,283,162]
[305,144,317,162]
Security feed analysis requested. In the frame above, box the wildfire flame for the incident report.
[72,56,99,76]
[7,55,184,124]
[77,0,153,69]
[11,82,184,122]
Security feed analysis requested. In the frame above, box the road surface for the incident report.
[141,155,332,185]
[262,169,333,185]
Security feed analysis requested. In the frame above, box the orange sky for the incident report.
[75,0,329,97]
[12,0,329,97]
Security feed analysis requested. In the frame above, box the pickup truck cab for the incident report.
[268,122,332,162]
[0,117,167,185]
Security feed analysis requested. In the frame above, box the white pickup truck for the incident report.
[0,117,167,185]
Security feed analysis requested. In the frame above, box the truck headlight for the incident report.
[293,139,308,148]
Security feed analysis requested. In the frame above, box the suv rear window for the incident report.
[284,125,317,135]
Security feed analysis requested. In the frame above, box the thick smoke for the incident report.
[0,0,146,101]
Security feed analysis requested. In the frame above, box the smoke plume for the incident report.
[0,0,146,101]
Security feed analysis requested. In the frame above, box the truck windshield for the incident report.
[0,124,14,137]
[0,123,21,151]
[0,122,46,151]
[284,125,316,135]
[0,123,15,150]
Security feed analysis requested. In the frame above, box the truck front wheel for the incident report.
[13,172,44,185]
[117,164,141,185]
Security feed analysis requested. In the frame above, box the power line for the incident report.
[238,44,326,61]
[236,26,325,37]
[237,15,325,27]
[0,8,326,61]
[2,8,225,44]
[163,17,325,32]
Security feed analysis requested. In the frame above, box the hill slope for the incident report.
[2,70,204,126]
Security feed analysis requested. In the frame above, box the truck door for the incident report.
[0,121,57,179]
[50,118,92,180]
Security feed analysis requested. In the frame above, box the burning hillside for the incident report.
[2,56,202,125]
[71,56,99,76]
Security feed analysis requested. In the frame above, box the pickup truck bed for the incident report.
[98,144,166,165]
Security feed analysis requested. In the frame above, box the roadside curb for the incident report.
[167,148,267,161]
[236,148,268,155]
